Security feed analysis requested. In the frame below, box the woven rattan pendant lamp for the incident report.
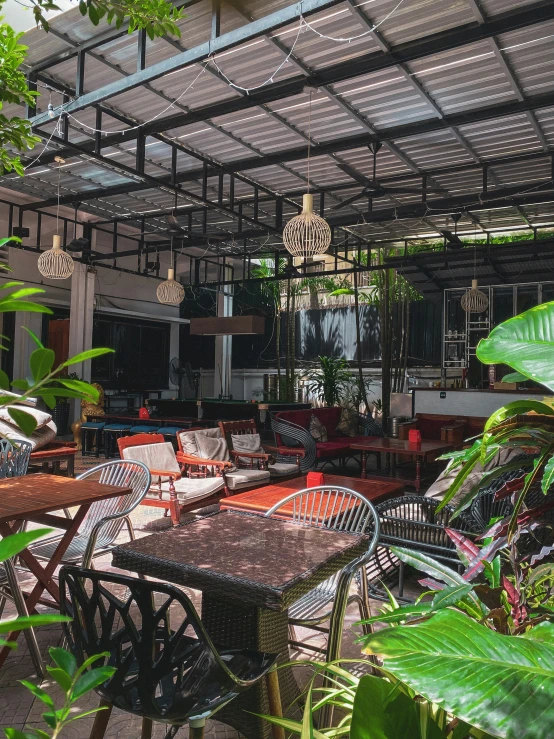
[282,88,331,258]
[157,235,185,305]
[37,157,74,280]
[461,225,489,313]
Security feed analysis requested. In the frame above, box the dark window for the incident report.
[92,316,170,389]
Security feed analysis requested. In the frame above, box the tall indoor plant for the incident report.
[262,301,554,739]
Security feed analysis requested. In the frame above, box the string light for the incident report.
[24,0,408,157]
[300,0,407,43]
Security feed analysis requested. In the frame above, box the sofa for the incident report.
[270,406,383,472]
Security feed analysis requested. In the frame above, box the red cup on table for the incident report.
[307,471,325,487]
[408,429,422,448]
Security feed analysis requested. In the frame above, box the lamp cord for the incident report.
[56,159,61,235]
[307,89,312,194]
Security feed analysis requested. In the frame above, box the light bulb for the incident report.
[48,103,55,119]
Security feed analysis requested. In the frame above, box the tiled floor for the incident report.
[0,456,420,737]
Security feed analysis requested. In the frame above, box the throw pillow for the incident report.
[231,432,263,466]
[195,433,230,462]
[178,427,221,457]
[309,414,328,443]
[280,433,302,448]
[335,408,359,437]
[0,405,52,430]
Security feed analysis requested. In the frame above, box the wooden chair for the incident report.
[117,433,228,525]
[219,419,300,480]
[177,425,273,493]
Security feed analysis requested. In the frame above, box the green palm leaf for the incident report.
[362,609,554,739]
[477,301,554,391]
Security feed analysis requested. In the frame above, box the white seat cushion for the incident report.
[269,462,300,478]
[157,476,225,502]
[225,468,270,491]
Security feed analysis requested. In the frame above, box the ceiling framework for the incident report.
[385,237,554,298]
[0,0,552,273]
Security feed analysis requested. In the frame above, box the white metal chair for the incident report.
[264,486,379,664]
[27,460,151,569]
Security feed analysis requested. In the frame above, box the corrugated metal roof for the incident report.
[2,0,553,259]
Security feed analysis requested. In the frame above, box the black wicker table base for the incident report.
[203,594,298,738]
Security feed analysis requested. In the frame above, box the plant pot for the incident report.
[51,401,70,436]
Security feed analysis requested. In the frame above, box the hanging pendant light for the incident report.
[461,278,489,313]
[283,88,331,258]
[461,229,489,312]
[157,224,184,305]
[37,157,74,280]
[157,266,185,304]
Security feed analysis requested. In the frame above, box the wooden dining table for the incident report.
[221,473,404,518]
[350,438,452,491]
[0,473,132,670]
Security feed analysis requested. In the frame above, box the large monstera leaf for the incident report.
[362,610,554,739]
[477,302,554,391]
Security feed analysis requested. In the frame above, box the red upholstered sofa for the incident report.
[270,406,383,472]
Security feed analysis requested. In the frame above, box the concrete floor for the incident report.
[0,456,425,738]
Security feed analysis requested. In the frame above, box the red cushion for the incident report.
[274,407,342,445]
[315,440,352,458]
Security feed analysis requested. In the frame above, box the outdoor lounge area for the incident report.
[0,0,554,737]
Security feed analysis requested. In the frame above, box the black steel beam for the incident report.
[30,0,347,126]
[325,184,554,228]
[35,88,554,187]
[30,1,554,141]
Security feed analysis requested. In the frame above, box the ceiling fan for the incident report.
[331,143,443,211]
[439,213,464,248]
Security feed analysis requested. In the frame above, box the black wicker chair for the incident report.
[365,495,470,601]
[59,566,279,739]
[364,464,534,603]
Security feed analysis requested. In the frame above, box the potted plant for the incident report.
[306,355,352,406]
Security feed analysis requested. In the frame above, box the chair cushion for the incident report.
[178,427,222,457]
[159,476,225,502]
[0,405,52,429]
[104,423,132,431]
[0,419,57,451]
[130,425,160,434]
[335,408,359,437]
[82,422,106,430]
[121,442,180,482]
[195,433,230,462]
[310,415,328,443]
[225,468,270,490]
[231,432,263,465]
[269,462,299,478]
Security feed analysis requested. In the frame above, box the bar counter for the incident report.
[413,387,551,419]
